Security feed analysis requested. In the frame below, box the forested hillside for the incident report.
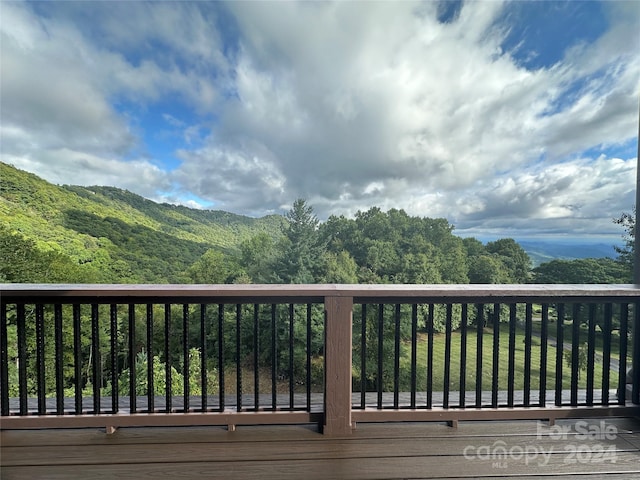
[1,162,630,284]
[0,162,284,283]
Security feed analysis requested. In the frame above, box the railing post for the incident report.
[633,301,640,405]
[323,295,353,435]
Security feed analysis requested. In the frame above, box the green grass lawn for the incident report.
[361,322,630,393]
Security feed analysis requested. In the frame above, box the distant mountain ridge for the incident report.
[519,240,619,267]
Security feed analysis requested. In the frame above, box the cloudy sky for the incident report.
[1,1,638,240]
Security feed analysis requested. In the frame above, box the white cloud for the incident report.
[173,141,287,214]
[178,1,635,225]
[0,3,135,155]
[1,1,638,239]
[0,1,223,195]
[453,155,636,235]
[4,149,170,198]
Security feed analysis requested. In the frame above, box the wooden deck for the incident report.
[2,417,640,479]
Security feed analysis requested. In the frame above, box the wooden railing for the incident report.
[1,284,639,435]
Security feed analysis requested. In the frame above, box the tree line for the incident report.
[184,199,536,286]
[183,199,632,286]
[1,199,633,286]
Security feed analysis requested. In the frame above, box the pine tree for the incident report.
[274,199,325,283]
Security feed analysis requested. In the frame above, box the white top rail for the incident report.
[1,283,639,300]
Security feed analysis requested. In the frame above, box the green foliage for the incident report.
[274,199,325,283]
[322,208,463,284]
[468,255,510,284]
[485,238,531,283]
[439,237,469,283]
[0,162,284,284]
[321,209,533,285]
[396,252,442,284]
[532,258,629,284]
[4,303,112,398]
[187,249,243,284]
[322,251,359,283]
[238,233,279,283]
[564,342,589,380]
[352,304,411,391]
[464,238,531,284]
[0,225,98,283]
[106,351,182,397]
[614,209,634,280]
[462,237,486,257]
[63,209,212,282]
[107,349,218,397]
[252,304,325,382]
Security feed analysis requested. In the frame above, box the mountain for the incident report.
[518,240,620,267]
[0,162,285,283]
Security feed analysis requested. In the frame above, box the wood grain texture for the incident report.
[3,453,640,480]
[2,418,640,479]
[323,296,353,435]
[2,434,637,466]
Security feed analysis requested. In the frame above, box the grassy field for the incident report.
[362,322,630,393]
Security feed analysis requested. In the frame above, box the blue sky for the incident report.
[1,1,638,240]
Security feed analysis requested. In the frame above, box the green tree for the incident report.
[438,236,469,283]
[106,349,217,397]
[321,207,470,284]
[322,251,358,283]
[321,214,363,259]
[364,240,399,281]
[396,252,442,284]
[352,304,412,391]
[532,258,628,284]
[564,342,588,380]
[0,225,98,282]
[614,209,634,280]
[357,207,398,244]
[462,237,486,257]
[239,233,278,283]
[274,199,325,283]
[468,255,510,284]
[486,238,531,283]
[187,249,242,284]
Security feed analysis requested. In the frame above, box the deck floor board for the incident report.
[2,418,640,479]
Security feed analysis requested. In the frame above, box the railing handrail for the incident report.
[2,283,640,300]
